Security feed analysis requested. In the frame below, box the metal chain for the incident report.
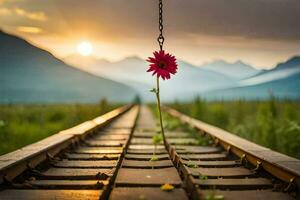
[157,0,164,51]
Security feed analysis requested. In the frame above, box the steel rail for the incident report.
[0,104,134,185]
[164,106,300,190]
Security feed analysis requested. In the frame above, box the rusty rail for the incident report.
[164,106,300,190]
[0,104,298,200]
[0,104,134,185]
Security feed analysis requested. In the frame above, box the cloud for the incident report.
[14,8,47,21]
[1,0,300,67]
[16,26,42,34]
[0,6,47,21]
[2,0,300,41]
[0,7,11,15]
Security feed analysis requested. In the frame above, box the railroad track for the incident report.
[163,106,300,200]
[0,105,299,200]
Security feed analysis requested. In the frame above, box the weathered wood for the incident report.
[107,122,135,129]
[180,153,227,160]
[1,104,296,200]
[198,190,294,200]
[128,145,165,150]
[27,180,108,189]
[84,140,124,147]
[110,187,189,200]
[116,167,182,186]
[167,138,199,145]
[166,107,300,187]
[165,131,191,138]
[107,114,137,129]
[192,177,272,189]
[133,131,190,138]
[74,147,123,154]
[127,149,167,155]
[0,133,73,184]
[65,153,119,160]
[96,128,131,135]
[131,138,162,145]
[174,146,222,154]
[133,131,157,138]
[188,166,255,177]
[0,133,72,170]
[106,123,135,129]
[183,160,240,167]
[0,105,134,185]
[122,159,173,168]
[39,168,115,179]
[0,190,102,200]
[92,135,129,140]
[131,138,200,145]
[125,153,169,160]
[52,160,118,168]
[135,106,157,129]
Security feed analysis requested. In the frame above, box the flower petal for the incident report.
[146,50,178,80]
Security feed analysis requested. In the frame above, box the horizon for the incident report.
[64,51,299,71]
[2,28,298,71]
[1,27,297,70]
[1,0,300,69]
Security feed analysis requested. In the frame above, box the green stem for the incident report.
[156,76,165,142]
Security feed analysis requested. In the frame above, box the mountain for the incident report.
[202,73,300,100]
[160,60,237,101]
[0,30,136,103]
[275,56,300,70]
[202,56,300,100]
[200,60,260,80]
[239,56,300,86]
[65,49,300,102]
[64,55,237,101]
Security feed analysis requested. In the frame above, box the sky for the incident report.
[1,0,300,69]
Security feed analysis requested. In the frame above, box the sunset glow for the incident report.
[77,41,93,56]
[0,0,300,67]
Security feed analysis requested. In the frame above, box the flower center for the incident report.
[158,61,167,69]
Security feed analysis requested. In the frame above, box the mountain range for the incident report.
[0,30,136,103]
[200,60,260,80]
[1,29,299,103]
[203,56,300,100]
[65,55,241,101]
[65,54,300,101]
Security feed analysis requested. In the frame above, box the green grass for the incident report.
[0,99,120,155]
[167,97,300,159]
[150,105,213,146]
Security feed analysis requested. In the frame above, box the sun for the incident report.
[77,41,93,56]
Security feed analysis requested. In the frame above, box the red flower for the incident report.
[147,50,178,80]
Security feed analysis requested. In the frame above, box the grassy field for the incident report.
[0,100,120,155]
[166,97,300,159]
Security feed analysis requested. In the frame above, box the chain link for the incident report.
[157,0,164,51]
